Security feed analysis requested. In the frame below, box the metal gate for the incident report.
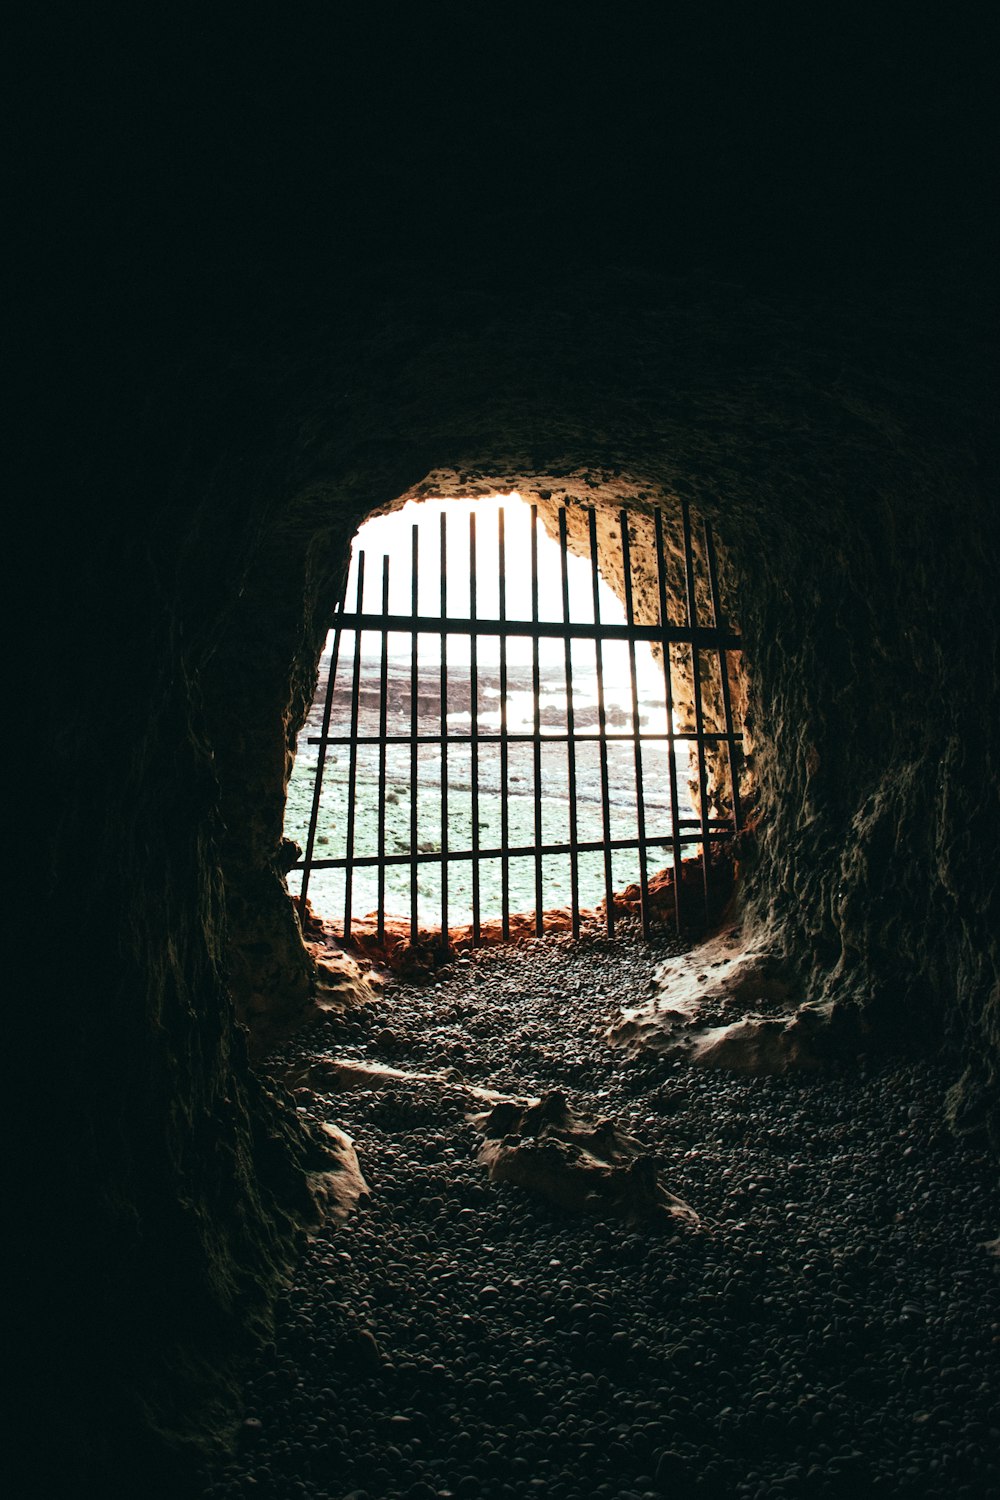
[291,499,743,944]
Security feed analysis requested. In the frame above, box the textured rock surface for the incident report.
[608,928,826,1071]
[305,1122,370,1225]
[474,1091,700,1229]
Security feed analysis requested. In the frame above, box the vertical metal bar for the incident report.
[654,509,684,932]
[530,503,544,936]
[498,507,510,940]
[439,511,449,941]
[588,508,616,937]
[469,512,481,946]
[704,520,743,834]
[376,555,390,944]
[343,551,366,939]
[558,508,580,938]
[681,498,712,925]
[621,509,651,940]
[409,525,419,942]
[298,590,347,921]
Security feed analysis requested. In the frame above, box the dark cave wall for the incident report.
[203,522,333,1040]
[736,447,999,1082]
[22,394,348,1494]
[201,463,428,1041]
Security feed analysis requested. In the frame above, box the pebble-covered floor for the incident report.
[203,930,1000,1500]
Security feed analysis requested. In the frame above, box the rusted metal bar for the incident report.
[298,591,346,921]
[654,508,684,932]
[620,509,651,940]
[469,512,481,946]
[342,552,366,938]
[409,524,419,941]
[704,519,744,834]
[323,610,740,649]
[439,512,449,940]
[376,555,390,944]
[681,497,712,925]
[558,507,581,938]
[588,507,616,937]
[530,503,544,936]
[498,507,510,940]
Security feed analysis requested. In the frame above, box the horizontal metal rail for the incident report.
[300,828,729,872]
[307,730,743,746]
[326,611,741,649]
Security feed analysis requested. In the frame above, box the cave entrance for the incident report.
[285,494,744,947]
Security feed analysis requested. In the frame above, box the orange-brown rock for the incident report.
[472,1091,700,1231]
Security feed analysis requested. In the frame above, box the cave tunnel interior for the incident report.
[28,288,999,1496]
[20,11,1000,1499]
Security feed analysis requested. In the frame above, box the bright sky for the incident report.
[331,492,664,698]
[343,493,621,622]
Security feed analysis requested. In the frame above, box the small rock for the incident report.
[654,1450,687,1486]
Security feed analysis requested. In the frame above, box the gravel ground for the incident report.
[203,929,1000,1500]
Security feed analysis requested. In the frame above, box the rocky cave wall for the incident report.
[21,377,362,1494]
[29,272,997,1494]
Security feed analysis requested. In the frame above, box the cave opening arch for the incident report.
[202,454,763,1050]
[282,485,753,955]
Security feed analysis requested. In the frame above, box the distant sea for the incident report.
[285,651,695,929]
